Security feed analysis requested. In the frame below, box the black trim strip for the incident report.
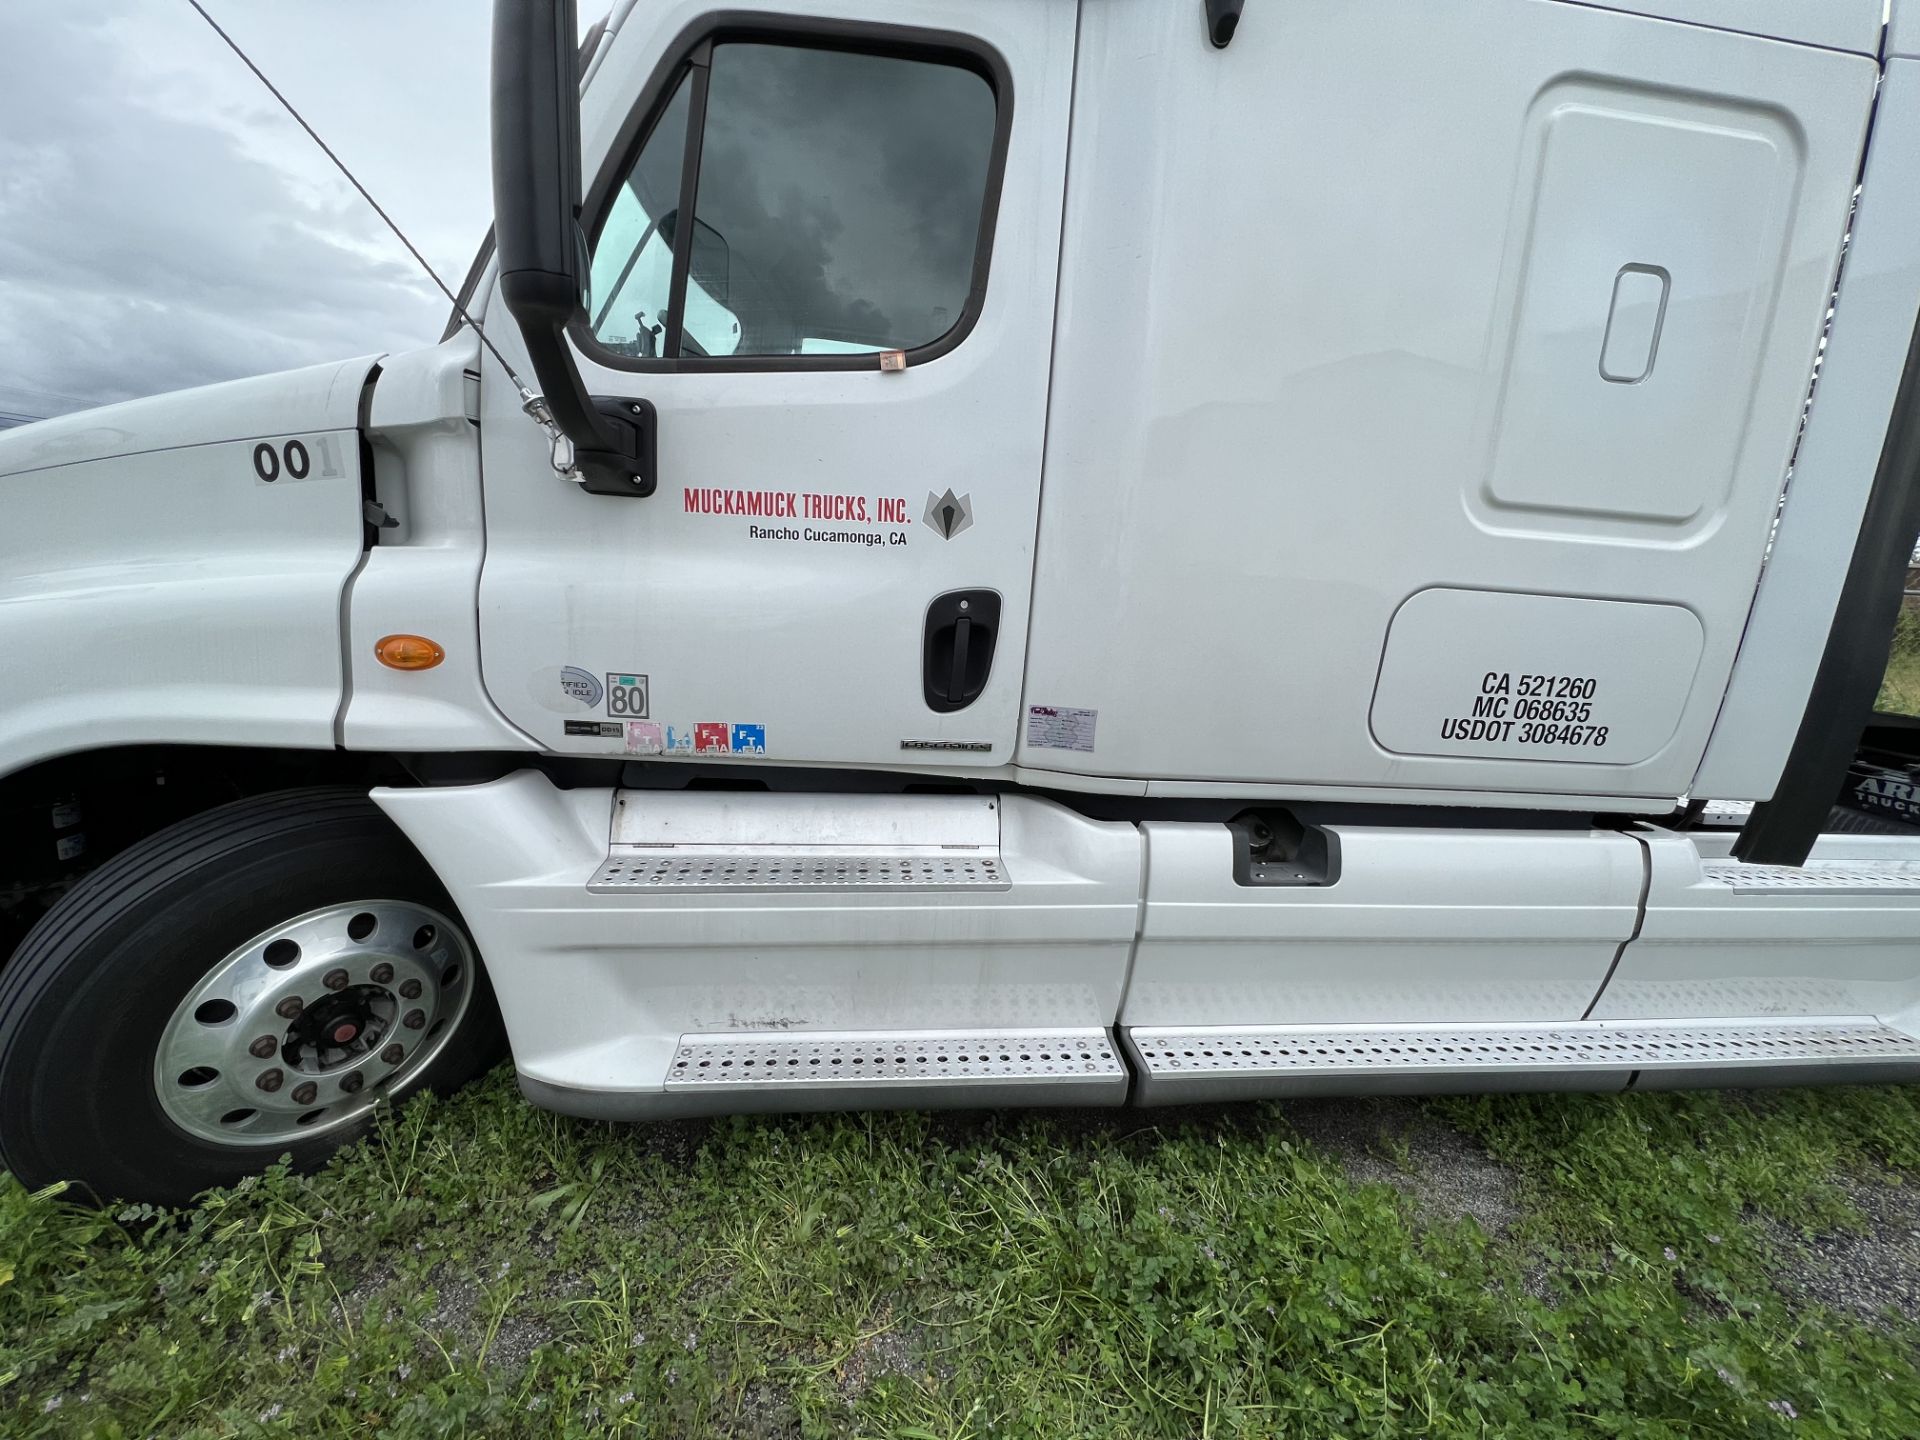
[1736,308,1920,866]
[574,10,1014,374]
[662,48,712,361]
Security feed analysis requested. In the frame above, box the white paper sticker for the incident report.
[1026,705,1097,753]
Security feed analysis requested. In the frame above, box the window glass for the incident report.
[695,43,995,356]
[586,40,997,363]
[589,78,701,358]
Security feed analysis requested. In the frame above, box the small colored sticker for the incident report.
[560,666,604,707]
[1026,704,1097,753]
[624,720,664,755]
[606,672,649,717]
[665,725,696,754]
[694,722,731,754]
[731,723,766,754]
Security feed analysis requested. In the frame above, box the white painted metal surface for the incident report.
[0,357,377,778]
[1370,591,1701,765]
[1895,0,1920,60]
[0,355,375,480]
[342,333,537,753]
[1590,828,1920,1022]
[475,0,1076,769]
[1560,0,1883,55]
[1693,64,1920,800]
[1122,824,1646,1028]
[374,773,1142,1101]
[1127,1018,1920,1101]
[1020,0,1871,800]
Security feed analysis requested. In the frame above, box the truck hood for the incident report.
[0,354,381,480]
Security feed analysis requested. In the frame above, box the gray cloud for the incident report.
[0,0,497,419]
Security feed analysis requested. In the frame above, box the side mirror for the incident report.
[491,0,656,496]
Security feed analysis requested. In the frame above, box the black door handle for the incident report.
[923,591,1001,712]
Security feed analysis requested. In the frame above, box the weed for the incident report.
[5,1073,1920,1436]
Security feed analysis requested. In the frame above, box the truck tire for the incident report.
[0,789,504,1205]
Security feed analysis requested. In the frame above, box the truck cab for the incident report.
[6,0,1920,1203]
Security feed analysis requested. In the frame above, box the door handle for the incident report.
[923,590,1001,713]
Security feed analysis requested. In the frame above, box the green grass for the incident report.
[7,1074,1920,1437]
[1876,607,1920,716]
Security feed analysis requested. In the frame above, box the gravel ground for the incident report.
[1766,1171,1920,1325]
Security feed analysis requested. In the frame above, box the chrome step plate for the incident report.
[590,849,1009,893]
[663,1028,1125,1110]
[1126,1020,1920,1102]
[1700,859,1920,894]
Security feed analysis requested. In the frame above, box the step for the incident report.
[588,791,1011,894]
[661,1028,1127,1111]
[1124,1020,1920,1102]
[590,850,1009,892]
[1699,859,1920,894]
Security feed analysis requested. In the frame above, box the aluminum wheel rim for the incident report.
[153,900,475,1147]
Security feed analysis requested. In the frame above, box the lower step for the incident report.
[655,1028,1127,1113]
[1124,1020,1920,1102]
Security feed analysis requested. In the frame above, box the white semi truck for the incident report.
[6,0,1920,1204]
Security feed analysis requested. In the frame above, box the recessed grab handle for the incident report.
[1599,263,1670,385]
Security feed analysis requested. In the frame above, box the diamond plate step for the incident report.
[664,1028,1125,1109]
[1125,1021,1920,1102]
[590,849,1009,893]
[1700,859,1920,894]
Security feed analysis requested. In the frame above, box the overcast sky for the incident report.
[0,1,508,422]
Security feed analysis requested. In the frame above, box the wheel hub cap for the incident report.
[154,900,474,1146]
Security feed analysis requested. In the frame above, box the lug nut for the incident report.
[339,1071,365,1095]
[323,968,350,992]
[248,1035,278,1059]
[398,978,423,1000]
[256,1068,284,1093]
[402,1009,426,1031]
[291,1081,318,1105]
[381,1044,404,1065]
[370,962,394,985]
[275,996,304,1020]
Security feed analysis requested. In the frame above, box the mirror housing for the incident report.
[491,0,655,495]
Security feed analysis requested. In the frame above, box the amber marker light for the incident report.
[374,634,445,670]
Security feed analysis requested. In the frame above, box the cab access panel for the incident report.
[1019,0,1875,804]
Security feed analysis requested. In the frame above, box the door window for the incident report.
[587,37,999,364]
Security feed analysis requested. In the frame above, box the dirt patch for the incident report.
[486,1309,556,1374]
[834,1318,924,1400]
[1282,1096,1522,1236]
[333,1257,402,1325]
[1765,1173,1920,1325]
[726,1377,803,1439]
[417,1265,555,1374]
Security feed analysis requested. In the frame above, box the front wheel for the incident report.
[0,789,504,1204]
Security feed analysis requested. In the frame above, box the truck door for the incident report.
[1019,0,1877,803]
[475,1,1074,766]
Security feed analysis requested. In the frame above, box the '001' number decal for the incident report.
[1439,672,1610,749]
[251,439,319,483]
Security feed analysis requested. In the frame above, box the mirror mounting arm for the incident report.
[492,0,655,498]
